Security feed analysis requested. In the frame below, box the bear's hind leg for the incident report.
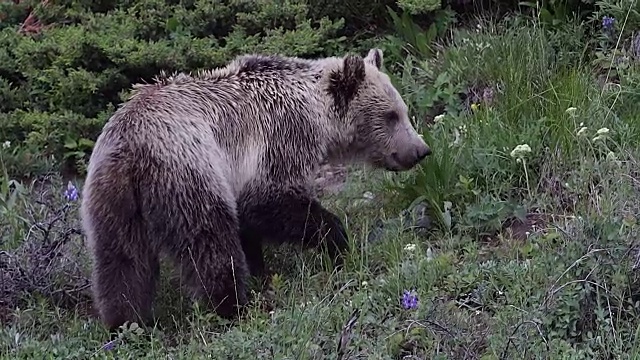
[172,197,250,320]
[92,247,160,332]
[85,218,160,332]
[82,166,160,333]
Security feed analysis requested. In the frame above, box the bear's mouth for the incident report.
[385,153,411,172]
[369,153,413,172]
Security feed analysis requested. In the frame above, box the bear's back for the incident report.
[89,54,335,196]
[104,55,329,149]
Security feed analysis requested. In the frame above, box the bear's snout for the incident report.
[388,125,432,171]
[416,144,431,160]
[391,141,430,170]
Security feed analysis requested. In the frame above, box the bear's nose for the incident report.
[416,145,431,161]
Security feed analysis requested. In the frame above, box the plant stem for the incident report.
[522,158,532,200]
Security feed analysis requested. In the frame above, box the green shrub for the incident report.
[0,0,360,177]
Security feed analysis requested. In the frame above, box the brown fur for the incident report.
[80,48,431,332]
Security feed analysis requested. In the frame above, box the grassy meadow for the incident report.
[3,2,640,359]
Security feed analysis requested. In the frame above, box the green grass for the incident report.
[3,13,640,360]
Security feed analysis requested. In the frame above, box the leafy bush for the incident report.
[0,0,371,178]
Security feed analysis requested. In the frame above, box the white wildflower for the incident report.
[592,128,610,141]
[1,141,9,149]
[434,114,445,123]
[576,127,588,136]
[606,151,621,166]
[510,144,532,159]
[565,107,577,116]
[404,243,416,252]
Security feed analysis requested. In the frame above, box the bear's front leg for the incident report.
[239,228,266,277]
[238,184,349,271]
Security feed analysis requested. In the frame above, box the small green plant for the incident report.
[63,136,95,174]
[510,143,533,199]
[384,116,476,232]
[382,5,455,70]
[519,0,594,28]
[0,152,29,248]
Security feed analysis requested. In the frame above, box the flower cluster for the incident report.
[577,124,588,137]
[102,340,117,351]
[592,127,610,142]
[64,181,79,202]
[510,144,531,160]
[575,123,611,142]
[403,243,416,252]
[401,289,419,310]
[602,16,615,31]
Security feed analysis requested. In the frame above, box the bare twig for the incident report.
[2,181,88,316]
[499,319,549,360]
[541,247,607,308]
[17,0,49,35]
[336,308,361,360]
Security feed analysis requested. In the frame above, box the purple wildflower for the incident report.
[64,181,79,202]
[102,339,117,351]
[401,289,419,310]
[602,16,615,30]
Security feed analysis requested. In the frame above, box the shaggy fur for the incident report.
[80,48,431,331]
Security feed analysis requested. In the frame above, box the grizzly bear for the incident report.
[80,48,431,332]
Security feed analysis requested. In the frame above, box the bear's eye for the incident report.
[384,111,400,126]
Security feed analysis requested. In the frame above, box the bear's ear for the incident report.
[328,54,366,109]
[364,48,383,70]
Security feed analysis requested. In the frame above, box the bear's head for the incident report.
[327,48,431,172]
